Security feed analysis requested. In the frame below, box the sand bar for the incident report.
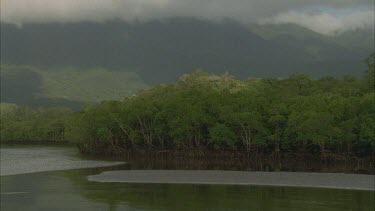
[88,170,375,190]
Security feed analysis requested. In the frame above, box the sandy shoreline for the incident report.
[88,170,375,190]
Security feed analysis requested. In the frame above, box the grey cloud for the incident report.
[1,0,374,34]
[262,10,374,35]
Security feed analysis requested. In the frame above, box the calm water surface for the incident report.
[1,146,374,211]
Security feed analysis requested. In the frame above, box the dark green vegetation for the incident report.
[0,103,72,142]
[1,19,373,107]
[70,55,375,158]
[1,54,374,160]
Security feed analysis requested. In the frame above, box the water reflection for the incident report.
[1,146,374,211]
[2,166,373,211]
[85,152,373,174]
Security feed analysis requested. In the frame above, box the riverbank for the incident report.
[2,143,374,174]
[79,148,375,174]
[1,140,73,146]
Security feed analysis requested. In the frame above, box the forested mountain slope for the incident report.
[1,18,373,107]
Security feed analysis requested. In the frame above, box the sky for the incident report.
[1,0,374,35]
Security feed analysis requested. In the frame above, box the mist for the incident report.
[2,0,374,34]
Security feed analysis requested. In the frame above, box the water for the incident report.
[1,146,374,211]
[0,145,124,176]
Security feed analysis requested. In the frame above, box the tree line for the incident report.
[1,55,374,159]
[0,103,72,142]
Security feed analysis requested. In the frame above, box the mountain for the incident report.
[247,23,373,76]
[1,18,373,107]
[0,65,147,109]
[334,28,374,52]
[248,23,373,55]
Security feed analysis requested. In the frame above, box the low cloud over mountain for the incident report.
[2,0,374,35]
